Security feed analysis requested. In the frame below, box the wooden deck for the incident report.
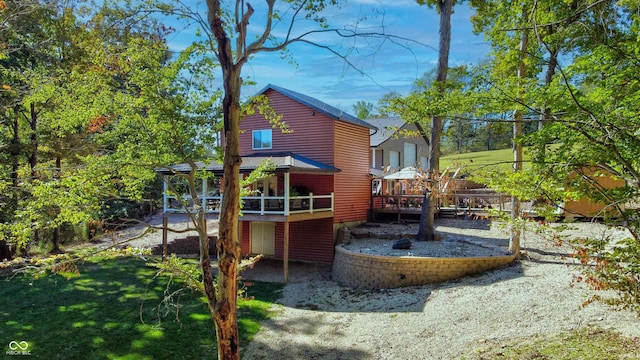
[371,192,509,222]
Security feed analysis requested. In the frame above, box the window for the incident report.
[420,156,429,169]
[252,129,272,150]
[389,150,400,170]
[404,142,417,167]
[255,176,278,196]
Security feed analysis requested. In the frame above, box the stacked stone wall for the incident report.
[332,245,515,289]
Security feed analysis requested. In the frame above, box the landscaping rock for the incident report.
[392,238,412,250]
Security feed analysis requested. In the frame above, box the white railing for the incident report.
[164,192,334,216]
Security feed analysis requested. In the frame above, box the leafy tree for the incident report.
[470,0,640,311]
[0,0,86,252]
[402,0,457,242]
[0,0,177,255]
[116,1,399,357]
[352,100,375,119]
[199,1,410,357]
[376,91,401,117]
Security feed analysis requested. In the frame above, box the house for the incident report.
[364,117,430,220]
[161,84,376,276]
[563,167,626,221]
[365,117,430,172]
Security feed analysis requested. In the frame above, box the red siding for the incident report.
[288,219,334,263]
[230,88,373,263]
[240,219,334,263]
[241,221,250,255]
[333,121,371,223]
[238,90,335,165]
[290,174,334,195]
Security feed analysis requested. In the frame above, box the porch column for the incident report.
[201,178,207,211]
[284,219,290,283]
[371,148,375,168]
[284,172,290,215]
[163,177,168,213]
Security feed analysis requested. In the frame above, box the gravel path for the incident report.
[242,219,640,360]
[98,216,639,359]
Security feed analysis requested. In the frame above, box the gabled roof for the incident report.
[365,117,407,146]
[158,152,340,176]
[257,84,377,130]
[364,117,429,147]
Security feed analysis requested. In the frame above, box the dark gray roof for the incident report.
[257,84,377,130]
[158,152,340,175]
[364,117,407,146]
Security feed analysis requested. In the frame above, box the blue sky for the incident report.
[165,1,490,115]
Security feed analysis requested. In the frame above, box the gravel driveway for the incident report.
[100,215,639,359]
[241,219,640,360]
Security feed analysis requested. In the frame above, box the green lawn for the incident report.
[440,147,527,172]
[440,145,563,172]
[462,326,640,359]
[1,257,283,360]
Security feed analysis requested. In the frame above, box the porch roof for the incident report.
[158,152,340,175]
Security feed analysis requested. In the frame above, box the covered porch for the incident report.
[160,152,338,219]
[158,153,340,282]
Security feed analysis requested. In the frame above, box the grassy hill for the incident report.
[440,147,533,172]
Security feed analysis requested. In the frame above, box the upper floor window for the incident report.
[389,150,400,170]
[404,142,417,167]
[252,129,272,150]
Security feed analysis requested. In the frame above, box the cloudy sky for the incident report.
[166,1,491,114]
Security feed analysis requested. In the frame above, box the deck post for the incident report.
[284,173,290,215]
[163,178,168,213]
[201,178,207,211]
[162,216,168,261]
[284,219,290,283]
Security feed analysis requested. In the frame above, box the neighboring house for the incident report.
[365,117,430,172]
[161,84,376,272]
[563,167,626,221]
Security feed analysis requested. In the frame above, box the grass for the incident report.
[0,256,283,360]
[440,144,562,172]
[441,147,521,171]
[463,326,640,360]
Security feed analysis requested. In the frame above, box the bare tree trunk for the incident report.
[206,2,244,358]
[212,76,243,360]
[29,103,37,177]
[539,49,557,132]
[416,191,434,241]
[10,109,20,190]
[52,156,62,253]
[28,103,38,254]
[510,14,529,257]
[419,0,452,241]
[535,48,558,162]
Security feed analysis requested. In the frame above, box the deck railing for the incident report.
[164,192,334,216]
[372,192,510,213]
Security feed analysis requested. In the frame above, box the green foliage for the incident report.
[464,326,640,359]
[0,256,284,359]
[352,100,375,119]
[467,0,640,312]
[572,235,640,313]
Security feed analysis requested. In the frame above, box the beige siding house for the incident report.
[365,117,430,171]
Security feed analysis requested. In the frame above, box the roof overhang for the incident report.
[157,152,340,176]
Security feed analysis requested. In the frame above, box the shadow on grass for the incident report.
[0,257,283,359]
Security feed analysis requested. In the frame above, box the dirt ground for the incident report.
[101,215,640,359]
[240,219,640,360]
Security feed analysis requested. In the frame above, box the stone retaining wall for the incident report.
[151,236,217,256]
[332,245,516,289]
